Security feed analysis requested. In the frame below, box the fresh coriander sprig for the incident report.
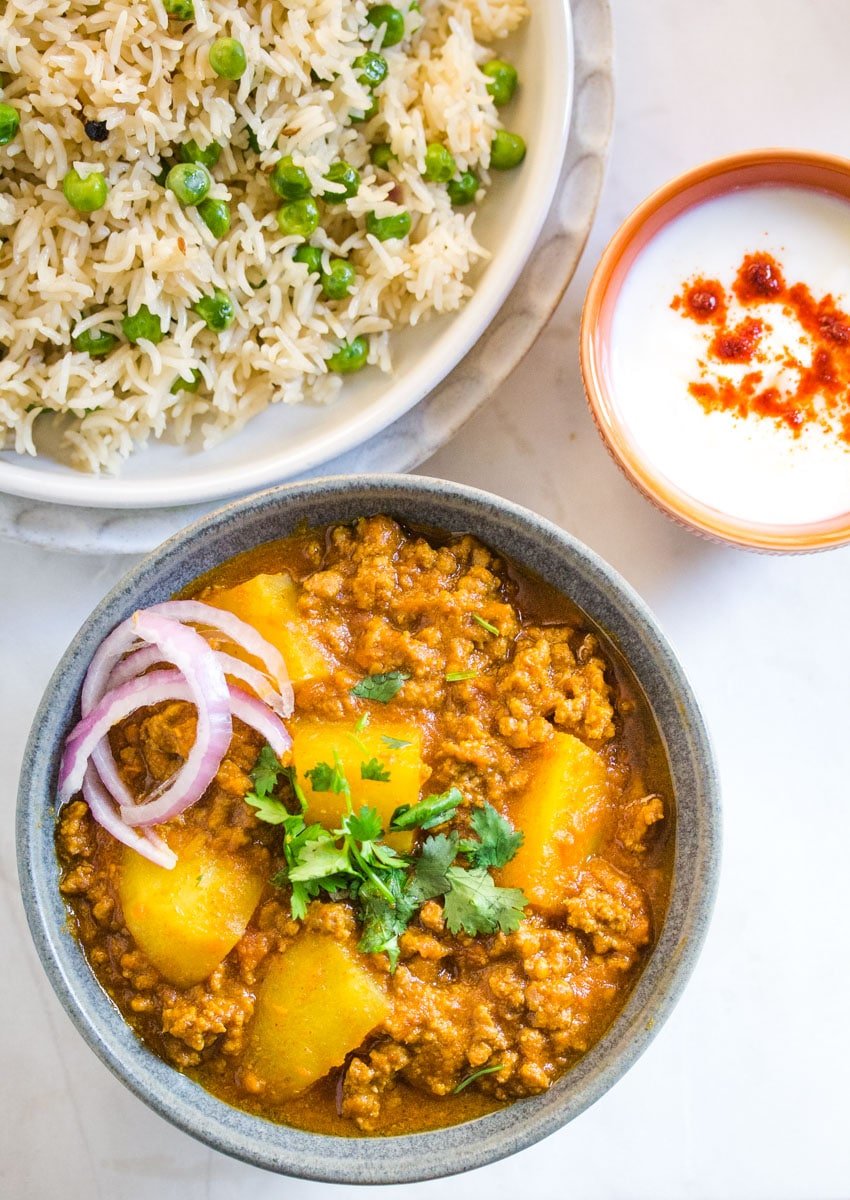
[458,803,523,868]
[244,747,290,823]
[443,866,526,935]
[251,745,284,797]
[305,751,351,797]
[381,734,411,749]
[453,1063,504,1093]
[247,745,528,969]
[361,757,391,782]
[351,670,409,703]
[390,786,462,831]
[243,749,324,917]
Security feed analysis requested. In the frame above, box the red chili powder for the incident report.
[733,253,785,303]
[671,277,727,325]
[710,317,764,364]
[672,251,850,444]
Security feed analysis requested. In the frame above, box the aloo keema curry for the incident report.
[57,516,672,1135]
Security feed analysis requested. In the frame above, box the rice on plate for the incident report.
[0,0,528,473]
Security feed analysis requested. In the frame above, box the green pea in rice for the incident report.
[0,0,528,473]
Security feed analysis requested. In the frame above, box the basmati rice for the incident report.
[0,0,528,472]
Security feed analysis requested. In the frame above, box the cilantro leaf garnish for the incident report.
[381,734,412,749]
[303,761,335,792]
[355,712,371,733]
[446,670,478,682]
[251,745,284,797]
[390,786,463,832]
[305,753,350,796]
[442,867,527,936]
[288,881,316,921]
[453,1063,504,1093]
[464,804,524,869]
[270,814,334,918]
[371,841,409,869]
[250,743,528,967]
[343,805,384,843]
[351,670,409,703]
[408,832,458,904]
[472,613,500,636]
[357,871,414,970]
[281,764,307,812]
[287,834,352,883]
[245,790,292,825]
[361,757,391,782]
[245,746,290,822]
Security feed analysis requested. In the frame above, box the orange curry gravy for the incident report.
[56,517,674,1136]
[671,251,850,443]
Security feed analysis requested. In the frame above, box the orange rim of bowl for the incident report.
[580,147,850,552]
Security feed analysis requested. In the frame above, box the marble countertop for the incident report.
[3,1,850,1196]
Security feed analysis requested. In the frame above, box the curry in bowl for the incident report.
[56,515,673,1135]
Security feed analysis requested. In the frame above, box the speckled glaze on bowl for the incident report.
[16,475,720,1185]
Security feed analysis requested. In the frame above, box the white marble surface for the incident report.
[4,1,850,1196]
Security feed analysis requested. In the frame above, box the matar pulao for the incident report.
[0,1,528,471]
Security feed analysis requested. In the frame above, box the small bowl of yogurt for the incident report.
[581,149,850,551]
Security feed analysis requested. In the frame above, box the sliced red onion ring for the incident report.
[80,628,145,812]
[228,686,293,761]
[80,599,293,717]
[82,766,177,870]
[116,683,292,821]
[80,617,140,715]
[63,668,291,822]
[109,645,290,718]
[60,669,192,807]
[105,644,165,690]
[91,644,288,814]
[90,739,134,811]
[147,601,293,718]
[62,614,233,825]
[62,602,294,853]
[119,612,232,827]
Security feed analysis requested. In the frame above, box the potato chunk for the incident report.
[119,835,264,987]
[206,573,331,684]
[291,719,425,849]
[246,934,390,1097]
[498,732,611,913]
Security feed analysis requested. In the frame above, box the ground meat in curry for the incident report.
[57,516,673,1136]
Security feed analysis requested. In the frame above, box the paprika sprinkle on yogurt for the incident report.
[603,183,850,530]
[671,278,728,325]
[674,249,850,444]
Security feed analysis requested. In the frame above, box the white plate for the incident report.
[0,2,574,510]
[0,0,614,552]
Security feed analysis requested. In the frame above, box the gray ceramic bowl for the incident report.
[17,475,720,1184]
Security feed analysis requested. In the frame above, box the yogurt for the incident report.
[608,185,850,527]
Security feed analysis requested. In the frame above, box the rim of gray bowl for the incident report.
[16,474,721,1185]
